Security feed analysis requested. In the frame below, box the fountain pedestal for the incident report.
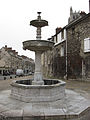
[32,51,44,85]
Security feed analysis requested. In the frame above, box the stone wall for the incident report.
[67,13,90,79]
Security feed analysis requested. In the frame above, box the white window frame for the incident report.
[61,46,64,56]
[84,38,90,52]
[54,36,56,43]
[57,32,61,43]
[64,29,66,40]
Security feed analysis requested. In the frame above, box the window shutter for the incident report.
[84,38,90,52]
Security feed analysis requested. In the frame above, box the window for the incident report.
[64,29,66,40]
[61,46,64,56]
[54,36,56,43]
[72,27,75,35]
[57,32,61,43]
[61,29,66,41]
[55,29,66,45]
[61,30,64,39]
[84,38,90,52]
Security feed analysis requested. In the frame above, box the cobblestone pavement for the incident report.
[0,76,90,99]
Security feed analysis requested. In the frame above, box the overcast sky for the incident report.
[0,0,89,59]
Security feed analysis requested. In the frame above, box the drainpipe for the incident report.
[66,30,68,80]
[82,59,86,79]
[89,0,90,13]
[82,60,84,78]
[64,29,68,79]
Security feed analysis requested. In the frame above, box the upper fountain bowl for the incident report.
[23,40,54,51]
[30,12,48,27]
[30,19,48,27]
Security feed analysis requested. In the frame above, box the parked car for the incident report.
[16,69,24,76]
[3,71,10,76]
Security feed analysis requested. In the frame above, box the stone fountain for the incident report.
[10,12,66,103]
[0,12,90,120]
[23,12,54,85]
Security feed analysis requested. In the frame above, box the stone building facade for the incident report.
[42,28,66,78]
[42,8,90,80]
[67,12,90,79]
[21,55,35,74]
[0,45,34,75]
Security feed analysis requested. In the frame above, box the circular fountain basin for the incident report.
[10,79,66,103]
[23,40,54,51]
[30,19,48,27]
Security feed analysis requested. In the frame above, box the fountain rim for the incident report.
[23,39,55,43]
[23,39,55,51]
[30,19,48,27]
[10,79,66,89]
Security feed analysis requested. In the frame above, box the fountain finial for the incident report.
[37,12,41,21]
[37,12,41,15]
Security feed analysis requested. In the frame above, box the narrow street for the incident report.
[0,76,33,91]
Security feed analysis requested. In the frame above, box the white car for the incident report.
[16,69,24,76]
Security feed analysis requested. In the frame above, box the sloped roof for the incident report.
[66,12,90,29]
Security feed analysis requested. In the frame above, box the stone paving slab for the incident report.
[0,104,10,113]
[0,89,90,120]
[2,110,23,118]
[65,90,90,114]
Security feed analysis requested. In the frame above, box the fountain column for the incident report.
[32,12,44,85]
[32,51,43,85]
[36,27,41,40]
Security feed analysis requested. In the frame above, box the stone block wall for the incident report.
[67,14,90,78]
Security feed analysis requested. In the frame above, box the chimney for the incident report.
[89,0,90,13]
[80,11,86,16]
[5,45,7,48]
[56,27,62,34]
